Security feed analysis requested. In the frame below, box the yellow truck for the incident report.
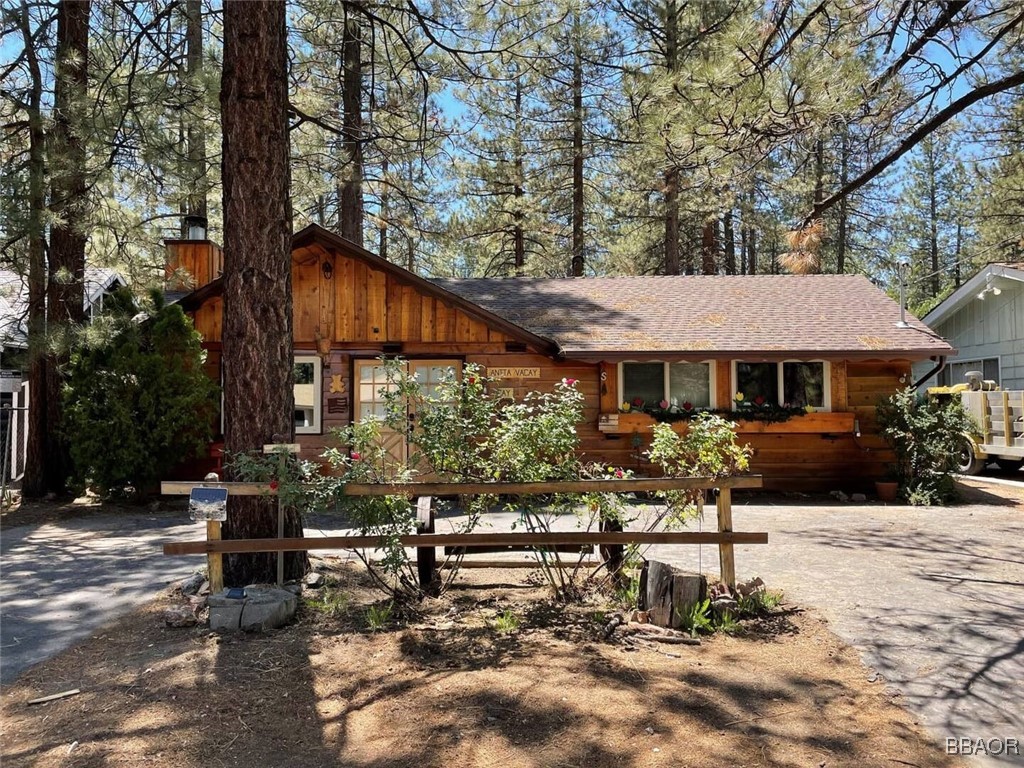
[928,372,1024,474]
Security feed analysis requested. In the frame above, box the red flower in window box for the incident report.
[682,401,693,411]
[562,377,578,387]
[753,395,766,406]
[632,397,644,408]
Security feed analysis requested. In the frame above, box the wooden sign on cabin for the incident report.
[487,367,541,379]
[189,487,228,522]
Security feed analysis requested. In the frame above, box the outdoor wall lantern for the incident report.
[322,259,334,280]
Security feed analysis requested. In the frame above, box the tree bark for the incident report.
[220,0,303,586]
[339,2,364,244]
[700,219,717,274]
[513,74,525,276]
[723,209,735,275]
[21,0,48,498]
[662,0,680,275]
[747,223,757,275]
[836,130,848,274]
[928,144,940,297]
[664,168,680,274]
[184,0,207,228]
[43,0,91,494]
[570,9,585,278]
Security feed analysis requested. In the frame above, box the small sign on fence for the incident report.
[189,487,228,521]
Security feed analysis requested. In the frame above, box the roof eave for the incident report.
[560,348,954,363]
[923,264,1024,327]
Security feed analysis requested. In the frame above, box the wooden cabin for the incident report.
[170,224,954,492]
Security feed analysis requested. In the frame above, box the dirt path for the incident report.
[2,563,959,768]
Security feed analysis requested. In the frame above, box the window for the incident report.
[620,362,713,408]
[734,361,829,410]
[293,355,322,433]
[940,358,1000,387]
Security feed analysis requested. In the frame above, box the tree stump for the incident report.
[639,560,707,629]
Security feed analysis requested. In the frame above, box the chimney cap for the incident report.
[183,214,208,240]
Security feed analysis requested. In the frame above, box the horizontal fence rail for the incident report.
[161,474,765,592]
[161,475,764,498]
[164,530,768,556]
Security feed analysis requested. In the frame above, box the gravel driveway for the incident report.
[647,481,1024,767]
[0,511,198,685]
[2,483,1021,765]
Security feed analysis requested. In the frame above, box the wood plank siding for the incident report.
[182,235,915,492]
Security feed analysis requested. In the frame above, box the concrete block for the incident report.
[209,598,244,632]
[239,587,297,631]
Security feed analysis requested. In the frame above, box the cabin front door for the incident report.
[354,359,460,473]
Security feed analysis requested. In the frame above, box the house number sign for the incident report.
[487,367,540,379]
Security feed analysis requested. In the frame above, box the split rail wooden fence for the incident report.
[162,475,766,593]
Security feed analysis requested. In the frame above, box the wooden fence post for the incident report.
[717,487,735,589]
[207,520,224,593]
[415,496,436,592]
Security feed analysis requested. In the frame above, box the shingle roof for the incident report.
[431,274,954,360]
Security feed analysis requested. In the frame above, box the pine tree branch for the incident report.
[805,69,1024,226]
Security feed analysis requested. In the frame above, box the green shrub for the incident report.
[877,387,975,505]
[63,294,219,497]
[647,413,752,524]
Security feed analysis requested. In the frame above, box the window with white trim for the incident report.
[619,362,714,409]
[293,355,322,433]
[734,361,830,410]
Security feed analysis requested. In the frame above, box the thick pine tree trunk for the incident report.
[44,0,91,494]
[220,0,304,586]
[700,219,717,274]
[21,2,48,498]
[512,75,526,276]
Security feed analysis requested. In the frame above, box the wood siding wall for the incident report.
[185,239,913,492]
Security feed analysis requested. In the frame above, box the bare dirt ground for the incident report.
[2,556,962,768]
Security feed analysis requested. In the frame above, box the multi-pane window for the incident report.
[294,356,322,433]
[734,361,828,409]
[621,362,713,408]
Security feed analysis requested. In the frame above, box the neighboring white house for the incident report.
[917,261,1024,391]
[0,267,125,482]
[0,266,125,362]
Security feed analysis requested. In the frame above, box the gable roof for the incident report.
[922,261,1024,329]
[1,267,125,350]
[431,273,954,361]
[171,224,953,361]
[174,224,560,356]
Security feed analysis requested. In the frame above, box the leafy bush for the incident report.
[63,294,219,497]
[876,386,975,505]
[317,360,601,600]
[646,413,752,524]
